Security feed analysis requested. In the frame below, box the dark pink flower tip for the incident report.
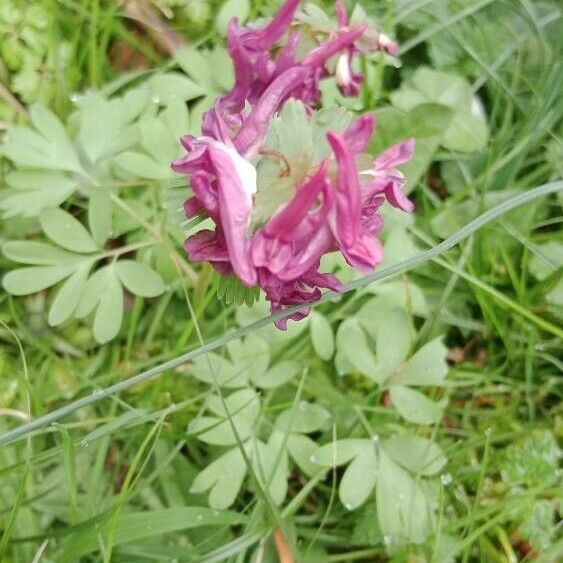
[234,66,307,157]
[302,25,368,68]
[375,137,415,169]
[327,131,383,273]
[335,0,348,27]
[240,0,301,51]
[344,114,376,154]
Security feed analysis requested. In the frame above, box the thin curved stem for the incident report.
[0,180,560,447]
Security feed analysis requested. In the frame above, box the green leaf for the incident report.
[114,151,175,180]
[382,435,447,476]
[0,172,77,218]
[190,447,246,509]
[147,72,205,105]
[88,189,112,248]
[2,241,79,265]
[2,264,76,296]
[389,386,445,424]
[93,266,123,343]
[39,207,98,253]
[216,0,250,36]
[394,337,448,386]
[48,264,92,326]
[336,318,377,377]
[443,112,489,152]
[76,92,145,163]
[287,434,321,477]
[311,439,370,467]
[191,353,247,388]
[139,116,182,164]
[188,389,260,445]
[29,104,84,172]
[251,360,301,389]
[256,433,289,504]
[227,335,270,382]
[75,266,110,318]
[1,105,83,173]
[115,260,165,298]
[175,47,215,90]
[377,449,435,545]
[390,68,489,153]
[310,311,335,361]
[339,447,378,510]
[359,306,413,383]
[275,402,331,434]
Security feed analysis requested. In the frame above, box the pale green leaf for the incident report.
[383,435,447,476]
[310,311,335,361]
[190,447,246,510]
[287,434,322,477]
[311,439,370,467]
[88,189,112,248]
[2,241,79,265]
[377,449,435,544]
[191,353,246,388]
[40,207,98,253]
[115,260,165,298]
[114,151,175,180]
[93,266,123,343]
[2,264,76,295]
[48,264,92,326]
[394,337,448,386]
[216,0,250,36]
[340,447,378,510]
[390,385,445,424]
[75,266,110,318]
[251,360,301,389]
[275,402,331,434]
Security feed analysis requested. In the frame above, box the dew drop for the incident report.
[383,535,393,546]
[69,93,79,103]
[344,502,354,511]
[371,434,380,443]
[152,95,161,104]
[309,455,317,463]
[440,473,452,486]
[298,401,308,411]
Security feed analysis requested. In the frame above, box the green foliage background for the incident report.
[0,1,561,562]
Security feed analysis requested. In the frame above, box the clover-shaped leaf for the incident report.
[312,439,378,510]
[336,306,449,424]
[390,67,489,153]
[188,389,260,445]
[190,446,246,510]
[377,449,436,545]
[190,436,288,509]
[382,435,447,476]
[192,335,269,388]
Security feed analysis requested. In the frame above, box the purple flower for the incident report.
[172,0,414,328]
[359,138,415,213]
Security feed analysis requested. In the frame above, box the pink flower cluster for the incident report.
[172,0,414,329]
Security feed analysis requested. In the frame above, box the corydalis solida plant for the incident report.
[172,0,414,329]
